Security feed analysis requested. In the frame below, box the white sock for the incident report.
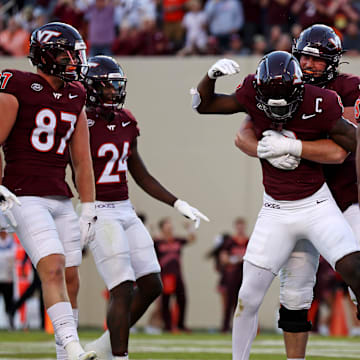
[96,330,111,351]
[55,308,79,360]
[47,302,83,360]
[73,308,79,328]
[232,261,275,360]
[113,356,129,360]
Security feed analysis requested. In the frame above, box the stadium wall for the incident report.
[1,56,356,330]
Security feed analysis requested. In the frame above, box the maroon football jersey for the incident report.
[1,69,86,197]
[323,73,360,211]
[87,107,139,201]
[235,74,342,201]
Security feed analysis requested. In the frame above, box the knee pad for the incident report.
[278,306,312,333]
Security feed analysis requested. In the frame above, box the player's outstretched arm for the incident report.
[195,59,246,115]
[128,140,209,228]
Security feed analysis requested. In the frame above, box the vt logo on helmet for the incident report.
[254,51,304,124]
[29,22,88,82]
[84,55,127,115]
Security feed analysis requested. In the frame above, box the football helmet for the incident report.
[29,22,88,82]
[292,24,343,85]
[84,55,127,112]
[254,51,304,123]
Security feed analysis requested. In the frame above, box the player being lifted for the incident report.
[193,50,360,360]
[81,55,209,360]
[235,24,360,360]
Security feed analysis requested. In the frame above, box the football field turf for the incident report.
[0,330,359,359]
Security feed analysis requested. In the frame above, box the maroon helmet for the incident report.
[292,24,343,85]
[254,51,304,123]
[29,22,88,82]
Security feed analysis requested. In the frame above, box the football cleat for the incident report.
[84,339,112,360]
[78,351,98,360]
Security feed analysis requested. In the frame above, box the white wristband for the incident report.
[81,202,96,217]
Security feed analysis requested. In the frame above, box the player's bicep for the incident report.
[197,93,245,114]
[0,93,18,145]
[328,116,357,153]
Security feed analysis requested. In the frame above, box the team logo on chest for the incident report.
[53,92,62,99]
[31,83,43,92]
[88,119,95,127]
[107,124,116,131]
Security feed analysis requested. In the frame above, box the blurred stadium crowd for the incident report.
[1,0,360,57]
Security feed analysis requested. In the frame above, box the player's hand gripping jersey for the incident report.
[1,69,86,197]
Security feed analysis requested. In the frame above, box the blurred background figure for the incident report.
[0,14,30,56]
[205,232,229,332]
[85,0,116,56]
[0,224,15,329]
[343,21,360,56]
[177,0,207,56]
[204,0,244,53]
[162,0,188,52]
[154,217,196,333]
[10,253,45,330]
[218,217,249,333]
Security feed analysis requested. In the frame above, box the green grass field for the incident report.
[0,330,359,359]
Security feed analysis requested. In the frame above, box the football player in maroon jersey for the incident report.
[81,55,209,360]
[0,22,97,360]
[235,24,360,360]
[193,50,360,360]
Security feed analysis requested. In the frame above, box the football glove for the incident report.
[208,59,240,79]
[174,199,209,229]
[0,185,21,227]
[257,130,302,158]
[266,154,301,170]
[79,202,97,249]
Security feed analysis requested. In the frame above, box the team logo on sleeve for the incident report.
[88,119,95,127]
[31,83,43,92]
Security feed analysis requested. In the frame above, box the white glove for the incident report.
[266,154,301,170]
[0,185,21,227]
[174,199,209,229]
[257,130,302,158]
[79,202,97,249]
[208,59,240,79]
